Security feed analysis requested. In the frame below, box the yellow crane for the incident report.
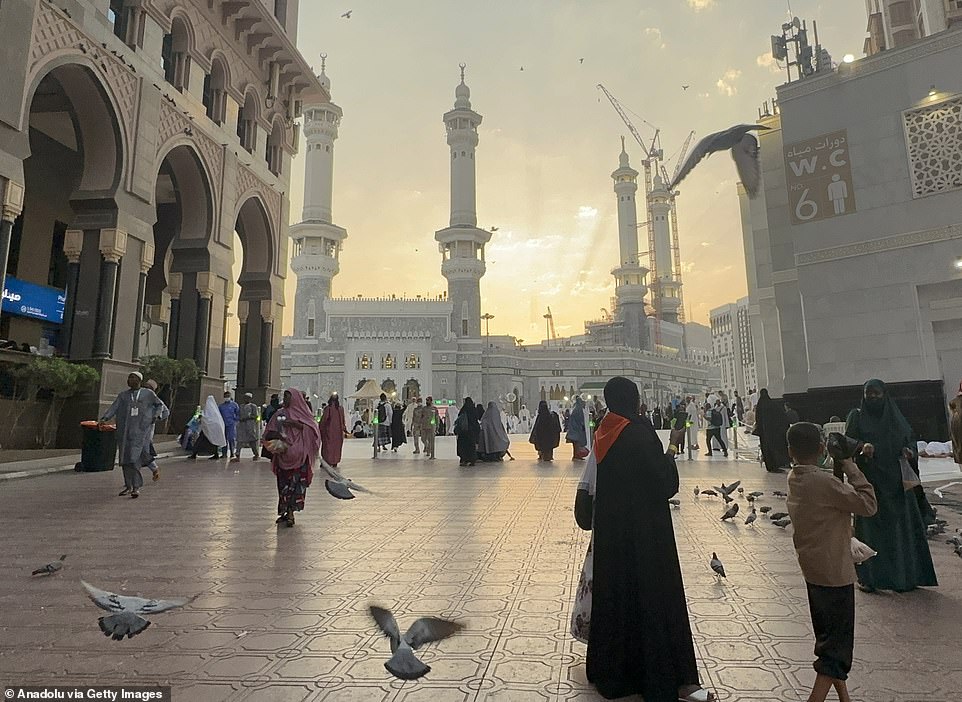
[543,307,557,345]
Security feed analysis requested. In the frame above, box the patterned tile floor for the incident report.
[2,433,961,702]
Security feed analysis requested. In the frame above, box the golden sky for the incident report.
[230,0,866,343]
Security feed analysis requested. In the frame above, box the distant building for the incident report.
[684,322,715,367]
[864,0,960,56]
[709,299,756,397]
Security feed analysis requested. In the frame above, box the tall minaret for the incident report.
[649,174,682,324]
[610,139,649,350]
[290,54,347,339]
[435,64,491,341]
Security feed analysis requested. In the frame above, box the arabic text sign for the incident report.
[784,129,856,225]
[1,276,67,323]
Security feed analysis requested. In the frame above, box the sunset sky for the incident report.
[234,1,868,342]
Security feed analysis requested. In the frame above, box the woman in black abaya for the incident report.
[574,376,712,702]
[454,397,480,466]
[754,388,791,472]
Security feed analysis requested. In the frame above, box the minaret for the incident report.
[649,174,682,324]
[610,139,649,350]
[435,64,490,341]
[290,54,347,339]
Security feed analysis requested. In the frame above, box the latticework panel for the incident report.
[903,95,962,198]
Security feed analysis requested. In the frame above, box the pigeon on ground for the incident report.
[769,512,789,521]
[737,487,745,495]
[721,503,739,521]
[669,498,681,508]
[746,494,756,503]
[745,509,757,526]
[320,457,374,500]
[32,555,66,576]
[926,523,946,537]
[693,485,700,497]
[759,506,772,514]
[710,553,726,580]
[369,605,464,680]
[946,535,962,548]
[700,489,718,497]
[669,124,772,197]
[749,491,764,497]
[955,545,962,559]
[773,490,788,498]
[772,518,792,528]
[81,581,193,641]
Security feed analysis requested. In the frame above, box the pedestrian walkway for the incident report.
[1,437,960,701]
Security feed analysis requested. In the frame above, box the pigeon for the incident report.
[749,491,764,497]
[955,544,962,559]
[714,481,741,498]
[693,485,700,497]
[745,509,757,526]
[737,487,745,495]
[490,226,500,232]
[700,489,718,497]
[769,512,789,521]
[746,494,756,503]
[710,552,726,580]
[668,498,681,508]
[721,503,739,521]
[341,10,352,18]
[579,58,584,64]
[520,66,524,71]
[773,490,788,498]
[946,535,962,548]
[772,518,792,528]
[369,605,464,680]
[320,457,374,500]
[669,124,772,198]
[759,506,772,514]
[82,581,194,641]
[32,555,66,576]
[682,84,690,91]
[926,523,946,537]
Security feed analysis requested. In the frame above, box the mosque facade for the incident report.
[281,68,719,412]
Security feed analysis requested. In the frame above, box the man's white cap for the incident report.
[130,371,144,380]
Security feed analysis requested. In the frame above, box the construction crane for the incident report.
[663,129,694,324]
[600,308,612,322]
[543,307,557,345]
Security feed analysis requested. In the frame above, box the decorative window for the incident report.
[307,318,315,337]
[404,353,420,369]
[903,96,962,198]
[383,354,396,369]
[358,354,372,370]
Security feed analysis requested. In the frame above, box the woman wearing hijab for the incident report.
[574,377,711,702]
[845,379,937,592]
[319,393,347,468]
[530,400,562,461]
[454,397,480,466]
[478,401,511,461]
[263,389,321,527]
[189,396,228,460]
[390,402,407,452]
[566,396,590,460]
[753,389,791,473]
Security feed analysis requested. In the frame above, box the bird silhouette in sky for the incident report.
[682,85,690,90]
[341,10,352,19]
[490,226,499,232]
[579,58,584,64]
[520,66,524,71]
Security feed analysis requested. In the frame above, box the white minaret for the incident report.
[290,55,347,338]
[610,139,649,350]
[649,174,682,324]
[435,65,491,341]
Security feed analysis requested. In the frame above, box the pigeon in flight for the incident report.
[320,457,374,500]
[341,10,352,19]
[81,581,193,641]
[32,555,66,576]
[369,605,464,679]
[710,553,726,580]
[520,66,524,71]
[744,508,757,526]
[772,517,792,528]
[721,503,739,521]
[490,226,499,232]
[579,58,584,64]
[682,84,690,91]
[669,124,772,198]
[714,481,741,498]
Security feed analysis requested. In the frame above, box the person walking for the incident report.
[446,402,459,436]
[142,379,169,481]
[418,396,439,459]
[235,392,261,460]
[375,393,393,454]
[402,398,417,440]
[567,396,590,460]
[189,396,228,460]
[319,393,347,468]
[390,402,406,452]
[671,402,689,453]
[478,401,511,461]
[410,397,425,454]
[685,395,700,452]
[263,389,321,527]
[705,401,728,457]
[754,389,791,472]
[845,379,937,592]
[454,397,480,467]
[100,372,167,499]
[219,391,241,461]
[529,400,562,461]
[573,377,711,702]
[263,394,281,423]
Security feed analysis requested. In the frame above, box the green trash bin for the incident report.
[75,421,117,472]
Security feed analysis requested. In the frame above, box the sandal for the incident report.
[275,513,288,525]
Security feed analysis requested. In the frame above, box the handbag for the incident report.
[570,537,593,644]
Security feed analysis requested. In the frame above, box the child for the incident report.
[786,422,878,702]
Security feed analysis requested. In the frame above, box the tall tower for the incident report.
[649,174,682,324]
[290,55,347,339]
[435,65,490,341]
[610,139,649,350]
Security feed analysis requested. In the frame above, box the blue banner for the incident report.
[1,276,67,324]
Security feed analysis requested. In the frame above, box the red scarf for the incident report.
[593,412,630,463]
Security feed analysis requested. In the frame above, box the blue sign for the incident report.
[1,277,67,324]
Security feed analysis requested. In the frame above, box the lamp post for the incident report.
[481,313,494,338]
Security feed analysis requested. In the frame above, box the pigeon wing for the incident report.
[404,617,465,649]
[669,128,730,191]
[133,595,191,614]
[369,605,402,652]
[732,133,762,197]
[725,480,741,495]
[81,581,127,613]
[325,480,356,500]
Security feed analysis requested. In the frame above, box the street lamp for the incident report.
[481,313,494,338]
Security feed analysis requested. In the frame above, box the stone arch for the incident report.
[233,195,275,276]
[204,52,231,125]
[265,115,286,175]
[237,87,261,153]
[163,13,195,91]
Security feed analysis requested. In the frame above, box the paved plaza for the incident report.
[2,434,961,702]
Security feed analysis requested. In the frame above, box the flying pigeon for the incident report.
[700,489,718,497]
[745,509,757,526]
[721,503,739,521]
[714,481,741,498]
[81,581,193,641]
[773,490,788,498]
[32,555,66,576]
[710,552,726,580]
[669,124,772,198]
[668,498,681,508]
[773,518,792,528]
[320,457,374,500]
[369,605,464,680]
[579,58,584,64]
[520,66,525,71]
[769,512,788,521]
[682,84,690,90]
[341,10,352,18]
[759,506,772,514]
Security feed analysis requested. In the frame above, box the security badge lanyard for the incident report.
[130,388,142,417]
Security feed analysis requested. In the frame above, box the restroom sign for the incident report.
[784,129,856,225]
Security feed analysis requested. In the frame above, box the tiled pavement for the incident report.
[2,434,961,702]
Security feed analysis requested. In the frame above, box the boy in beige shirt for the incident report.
[786,423,878,702]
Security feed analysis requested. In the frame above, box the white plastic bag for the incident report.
[851,537,877,564]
